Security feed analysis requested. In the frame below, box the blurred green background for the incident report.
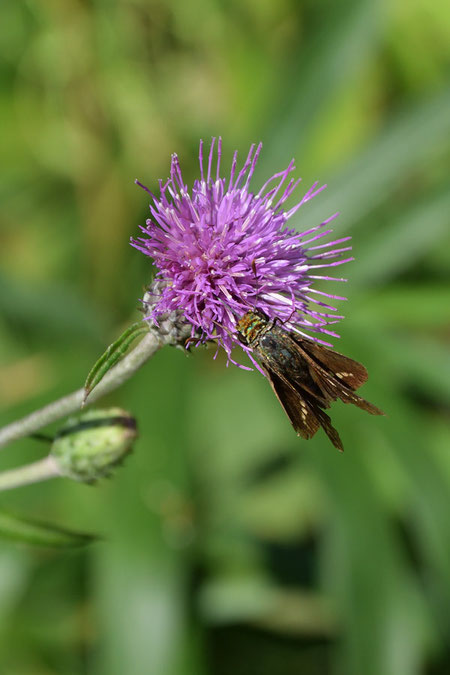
[1,0,450,673]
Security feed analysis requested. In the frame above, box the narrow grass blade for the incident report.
[0,510,97,548]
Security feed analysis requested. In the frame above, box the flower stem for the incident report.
[0,456,61,492]
[0,329,163,451]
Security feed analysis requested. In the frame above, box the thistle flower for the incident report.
[132,139,353,364]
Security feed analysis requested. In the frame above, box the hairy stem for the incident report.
[0,330,164,451]
[0,456,61,492]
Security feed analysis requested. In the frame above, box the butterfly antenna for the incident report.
[251,259,260,308]
[285,289,298,325]
[212,320,235,339]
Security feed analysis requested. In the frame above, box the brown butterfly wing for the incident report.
[291,336,384,416]
[260,365,344,452]
[294,337,368,390]
[312,404,344,452]
[319,375,385,415]
[260,365,319,439]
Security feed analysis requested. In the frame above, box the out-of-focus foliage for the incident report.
[1,0,450,673]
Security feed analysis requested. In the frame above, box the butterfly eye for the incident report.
[237,332,248,345]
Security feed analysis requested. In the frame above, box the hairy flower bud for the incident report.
[51,408,137,483]
[142,278,195,345]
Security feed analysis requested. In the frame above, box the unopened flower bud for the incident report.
[51,408,137,483]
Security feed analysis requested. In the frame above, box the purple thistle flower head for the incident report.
[132,138,353,365]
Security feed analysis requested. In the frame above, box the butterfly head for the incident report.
[236,310,270,346]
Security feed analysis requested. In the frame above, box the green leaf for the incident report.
[354,285,450,328]
[262,0,381,170]
[305,87,450,231]
[0,272,110,345]
[351,189,450,286]
[0,510,97,548]
[362,323,450,400]
[83,321,149,403]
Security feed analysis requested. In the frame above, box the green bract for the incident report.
[51,408,137,483]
